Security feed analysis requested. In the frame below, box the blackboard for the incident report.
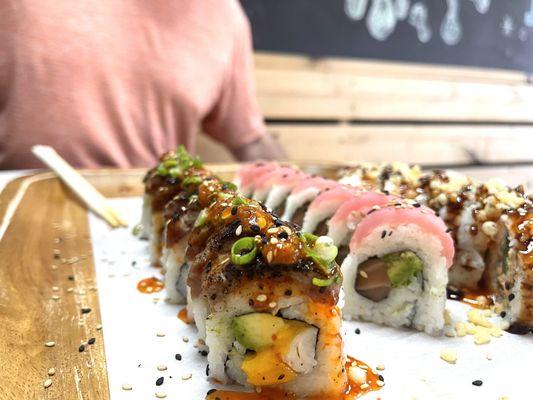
[240,0,533,73]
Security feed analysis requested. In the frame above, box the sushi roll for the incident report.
[234,161,278,197]
[186,194,347,397]
[141,146,204,265]
[342,201,454,335]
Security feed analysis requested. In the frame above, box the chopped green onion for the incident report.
[163,159,178,168]
[194,209,208,228]
[192,156,203,169]
[218,192,233,200]
[182,176,203,186]
[156,165,169,176]
[168,167,182,178]
[231,237,257,265]
[301,233,337,274]
[221,181,238,192]
[232,197,246,206]
[132,223,143,237]
[312,275,340,287]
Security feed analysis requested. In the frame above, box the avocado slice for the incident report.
[382,251,423,288]
[232,313,285,351]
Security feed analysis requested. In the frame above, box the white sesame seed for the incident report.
[43,379,52,389]
[376,380,385,387]
[121,384,133,391]
[268,302,277,308]
[182,336,189,343]
[52,286,60,292]
[156,332,165,337]
[96,324,103,331]
[256,294,267,302]
[359,271,368,278]
[157,365,167,371]
[67,288,74,293]
[181,373,192,381]
[266,251,273,263]
[270,237,279,244]
[48,368,56,376]
[235,225,242,236]
[45,341,56,347]
[51,295,60,301]
[155,392,167,398]
[376,364,385,371]
[360,383,370,389]
[486,353,493,360]
[51,265,58,270]
[267,227,278,234]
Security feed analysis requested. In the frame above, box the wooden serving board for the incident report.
[0,167,238,400]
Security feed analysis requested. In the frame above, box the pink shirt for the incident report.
[0,0,266,169]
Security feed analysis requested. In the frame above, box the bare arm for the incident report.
[230,132,287,162]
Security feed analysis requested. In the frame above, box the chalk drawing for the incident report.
[366,0,397,41]
[394,0,411,20]
[345,0,369,21]
[440,0,462,45]
[408,2,432,43]
[524,0,533,27]
[470,0,491,14]
[501,14,515,37]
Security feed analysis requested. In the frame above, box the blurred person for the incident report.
[0,0,285,169]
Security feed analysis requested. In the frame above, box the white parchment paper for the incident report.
[90,197,532,400]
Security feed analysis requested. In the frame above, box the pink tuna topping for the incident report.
[307,186,361,212]
[351,205,455,268]
[254,166,307,191]
[236,162,278,191]
[328,192,397,227]
[290,176,340,195]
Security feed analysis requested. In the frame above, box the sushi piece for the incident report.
[492,203,533,334]
[162,176,235,303]
[186,194,347,397]
[301,186,360,236]
[141,146,204,266]
[281,177,340,226]
[251,165,303,204]
[234,161,278,197]
[264,168,308,215]
[342,201,454,335]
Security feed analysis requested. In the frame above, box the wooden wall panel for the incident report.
[196,125,533,165]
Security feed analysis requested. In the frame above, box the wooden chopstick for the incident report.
[31,145,127,228]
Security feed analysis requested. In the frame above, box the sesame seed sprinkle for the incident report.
[157,365,167,371]
[155,392,167,398]
[269,302,277,308]
[235,225,242,236]
[181,373,192,381]
[45,341,56,347]
[156,332,165,337]
[43,379,52,389]
[182,336,189,343]
[256,294,267,302]
[48,368,56,376]
[121,384,133,391]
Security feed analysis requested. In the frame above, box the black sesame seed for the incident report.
[500,311,507,318]
[388,230,393,236]
[68,275,75,281]
[156,377,164,386]
[200,350,208,357]
[231,206,238,216]
[81,307,91,314]
[285,289,292,296]
[279,231,288,239]
[278,374,285,380]
[175,353,182,361]
[250,224,260,233]
[509,293,515,301]
[210,294,217,300]
[378,374,384,382]
[88,337,96,345]
[355,328,361,334]
[206,364,210,376]
[78,344,85,352]
[381,230,387,239]
[207,389,217,395]
[261,236,268,244]
[446,228,453,233]
[248,299,254,306]
[413,203,421,208]
[472,380,483,387]
[505,282,511,290]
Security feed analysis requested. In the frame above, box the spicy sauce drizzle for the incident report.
[205,356,383,400]
[137,277,164,294]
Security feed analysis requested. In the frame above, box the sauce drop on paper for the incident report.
[178,308,191,324]
[137,277,164,294]
[205,356,383,400]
